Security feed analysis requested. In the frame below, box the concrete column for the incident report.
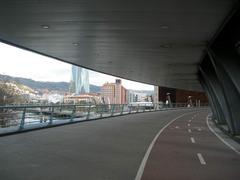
[208,49,240,135]
[199,56,234,132]
[198,74,219,122]
[198,7,240,135]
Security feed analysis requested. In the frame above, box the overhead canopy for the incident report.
[0,0,236,90]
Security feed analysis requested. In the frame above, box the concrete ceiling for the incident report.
[0,0,236,91]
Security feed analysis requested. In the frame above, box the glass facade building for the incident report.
[71,66,89,94]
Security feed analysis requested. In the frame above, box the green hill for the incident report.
[0,74,101,93]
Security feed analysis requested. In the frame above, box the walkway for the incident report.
[0,109,239,180]
[141,111,240,180]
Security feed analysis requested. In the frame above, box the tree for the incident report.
[0,81,25,105]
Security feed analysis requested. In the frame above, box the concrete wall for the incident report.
[157,86,208,105]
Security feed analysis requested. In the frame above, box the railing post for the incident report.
[118,104,120,114]
[129,104,132,114]
[111,104,115,116]
[120,104,124,115]
[137,104,140,113]
[19,107,26,130]
[49,106,54,125]
[70,105,76,122]
[100,105,103,118]
[40,107,43,123]
[86,105,91,120]
[60,104,62,112]
[154,103,157,111]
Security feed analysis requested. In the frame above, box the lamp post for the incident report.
[188,96,193,107]
[166,93,172,108]
[3,95,6,104]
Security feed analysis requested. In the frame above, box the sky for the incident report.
[0,42,153,91]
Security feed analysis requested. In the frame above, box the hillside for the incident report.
[0,74,101,93]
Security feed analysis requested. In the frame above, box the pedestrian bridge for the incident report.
[0,0,239,135]
[0,109,239,180]
[0,1,240,179]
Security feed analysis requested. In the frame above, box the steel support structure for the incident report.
[198,6,240,135]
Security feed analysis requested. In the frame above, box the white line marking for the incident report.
[188,129,192,133]
[197,153,206,165]
[190,137,196,143]
[188,120,192,122]
[187,123,190,127]
[135,112,196,180]
[206,115,240,155]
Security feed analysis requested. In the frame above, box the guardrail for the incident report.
[0,103,208,135]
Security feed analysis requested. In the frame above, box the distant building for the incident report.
[101,79,127,104]
[64,93,101,104]
[127,90,153,103]
[126,90,135,103]
[133,92,148,102]
[70,66,89,95]
[48,94,64,104]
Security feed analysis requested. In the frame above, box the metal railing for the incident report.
[0,102,208,135]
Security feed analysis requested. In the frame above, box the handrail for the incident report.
[0,102,208,135]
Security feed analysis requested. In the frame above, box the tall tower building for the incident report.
[101,79,127,104]
[70,66,89,95]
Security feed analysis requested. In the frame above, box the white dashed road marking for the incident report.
[135,112,196,180]
[190,137,196,143]
[197,153,206,165]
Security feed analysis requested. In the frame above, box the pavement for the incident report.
[141,111,240,180]
[0,108,239,180]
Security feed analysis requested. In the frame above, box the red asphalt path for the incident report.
[141,111,240,180]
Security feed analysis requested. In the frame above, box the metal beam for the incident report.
[199,6,240,135]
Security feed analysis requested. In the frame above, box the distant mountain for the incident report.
[0,74,101,93]
[90,85,101,93]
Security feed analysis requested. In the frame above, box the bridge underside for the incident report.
[0,0,238,90]
[0,1,240,134]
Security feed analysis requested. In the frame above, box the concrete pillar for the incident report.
[208,49,240,135]
[199,56,233,131]
[198,7,240,135]
[198,74,219,122]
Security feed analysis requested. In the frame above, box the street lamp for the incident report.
[188,96,193,107]
[166,93,172,107]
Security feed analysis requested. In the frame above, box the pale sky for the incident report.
[0,42,153,91]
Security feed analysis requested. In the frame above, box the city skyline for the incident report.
[0,42,153,91]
